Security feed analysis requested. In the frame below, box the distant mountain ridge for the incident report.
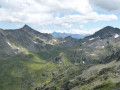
[51,31,90,39]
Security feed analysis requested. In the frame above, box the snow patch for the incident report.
[53,39,57,42]
[15,51,20,54]
[96,46,104,49]
[59,61,62,64]
[15,52,18,54]
[50,43,54,45]
[90,54,96,56]
[82,42,86,44]
[61,40,66,43]
[102,46,104,48]
[63,41,66,43]
[89,38,95,41]
[33,41,37,44]
[7,42,12,46]
[114,34,119,38]
[83,61,85,64]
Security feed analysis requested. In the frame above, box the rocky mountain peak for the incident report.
[22,24,33,31]
[64,36,73,40]
[93,26,120,39]
[103,26,114,29]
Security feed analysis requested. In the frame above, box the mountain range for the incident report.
[51,32,89,39]
[0,25,120,90]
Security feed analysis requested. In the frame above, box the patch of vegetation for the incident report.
[92,81,120,90]
[0,51,73,90]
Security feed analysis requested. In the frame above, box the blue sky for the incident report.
[0,0,120,34]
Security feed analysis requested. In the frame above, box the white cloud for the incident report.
[39,27,101,35]
[80,25,84,29]
[33,0,92,14]
[0,0,92,14]
[53,12,117,27]
[89,0,120,12]
[68,28,101,34]
[0,0,118,28]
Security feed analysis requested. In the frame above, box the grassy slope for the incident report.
[40,60,120,90]
[0,46,74,90]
